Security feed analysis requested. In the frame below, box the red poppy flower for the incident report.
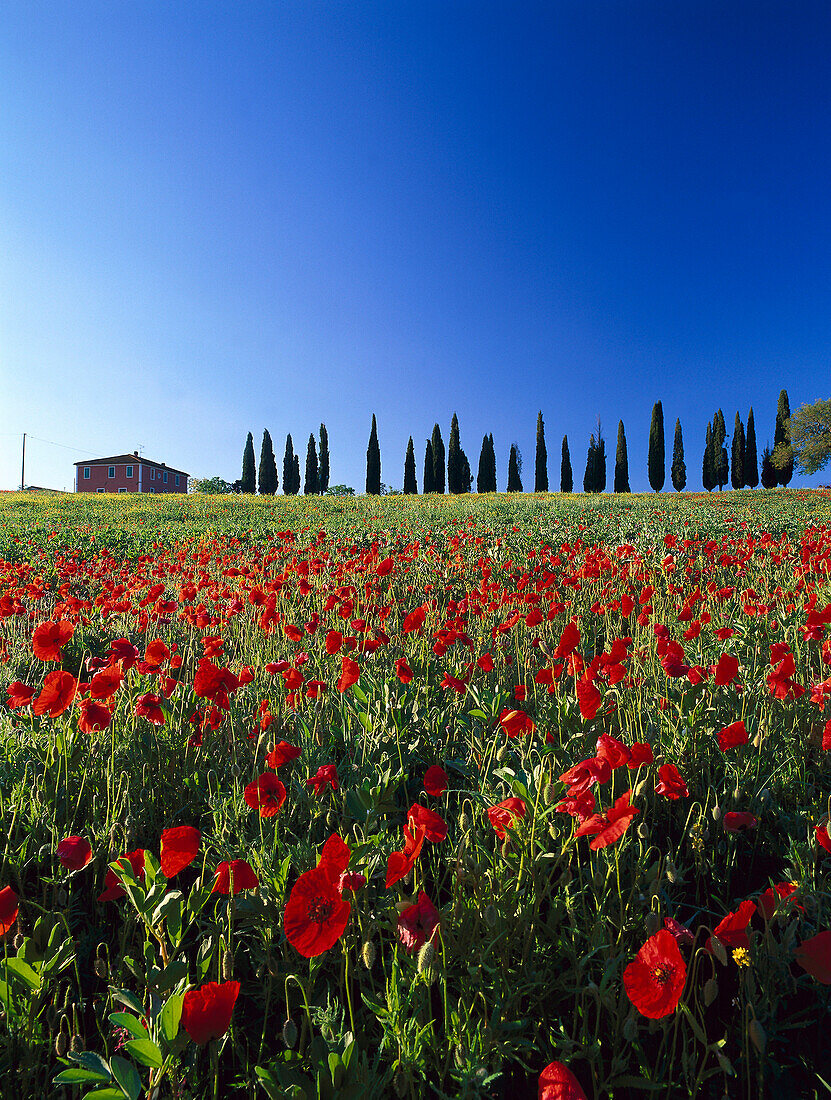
[627,742,654,767]
[723,811,758,832]
[477,653,494,672]
[307,764,339,795]
[99,849,146,902]
[538,1061,588,1100]
[88,664,124,701]
[423,765,448,797]
[794,930,831,984]
[109,638,139,670]
[486,797,527,840]
[143,639,170,670]
[324,630,343,654]
[181,980,240,1045]
[78,698,112,734]
[397,891,440,953]
[394,657,413,684]
[32,619,74,661]
[575,790,639,851]
[576,677,602,720]
[193,658,239,707]
[554,621,580,660]
[244,772,287,818]
[654,763,689,800]
[6,681,35,709]
[0,886,19,935]
[816,823,831,854]
[623,929,687,1018]
[284,862,351,958]
[712,653,739,686]
[135,693,165,725]
[266,740,302,769]
[337,656,360,693]
[32,671,77,717]
[500,708,536,738]
[707,899,756,953]
[57,836,92,871]
[408,804,447,843]
[160,826,201,877]
[717,720,748,752]
[386,822,427,889]
[402,606,426,633]
[757,882,801,920]
[211,860,259,895]
[663,917,695,947]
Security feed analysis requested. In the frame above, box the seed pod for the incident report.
[38,844,52,862]
[69,1033,82,1054]
[221,948,234,981]
[636,822,649,840]
[57,888,68,908]
[458,809,470,833]
[748,1018,766,1055]
[394,1070,408,1098]
[622,1014,638,1042]
[54,1031,68,1057]
[645,911,661,936]
[711,804,722,821]
[93,958,108,980]
[710,935,728,967]
[361,939,377,970]
[282,1017,298,1049]
[703,978,718,1006]
[230,763,241,778]
[417,941,436,982]
[496,743,510,763]
[13,933,24,950]
[665,861,677,884]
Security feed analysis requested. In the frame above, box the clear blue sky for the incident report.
[2,1,829,493]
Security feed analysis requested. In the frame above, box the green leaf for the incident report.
[109,1055,142,1100]
[159,992,184,1043]
[54,1067,111,1084]
[68,1051,112,1079]
[84,1090,126,1099]
[108,1012,148,1040]
[3,957,40,991]
[356,711,373,732]
[111,988,144,1015]
[123,1038,164,1068]
[152,890,183,927]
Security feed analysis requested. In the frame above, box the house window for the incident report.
[126,465,133,478]
[83,467,90,479]
[151,469,155,480]
[175,474,180,487]
[108,466,115,478]
[96,487,104,493]
[118,487,127,493]
[163,471,168,484]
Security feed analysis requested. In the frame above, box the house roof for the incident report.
[74,454,189,476]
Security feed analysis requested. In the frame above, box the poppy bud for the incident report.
[38,844,52,861]
[57,888,68,907]
[222,949,234,981]
[496,743,510,763]
[13,934,24,950]
[230,764,241,778]
[93,958,108,979]
[417,941,436,982]
[458,809,470,833]
[645,911,661,936]
[361,939,377,970]
[711,805,721,821]
[394,1070,408,1097]
[710,936,728,966]
[282,1018,298,1049]
[484,904,498,929]
[732,785,742,803]
[622,1013,638,1042]
[665,861,677,884]
[637,822,649,840]
[748,1018,766,1055]
[54,1031,68,1058]
[703,978,718,1006]
[69,1033,82,1053]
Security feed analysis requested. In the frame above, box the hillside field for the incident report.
[1,489,830,1099]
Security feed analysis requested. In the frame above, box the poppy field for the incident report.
[1,488,830,1099]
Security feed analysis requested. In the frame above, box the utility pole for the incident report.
[20,433,25,491]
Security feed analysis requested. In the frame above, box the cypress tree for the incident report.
[561,435,573,492]
[583,435,596,493]
[477,435,490,492]
[431,425,445,494]
[258,429,278,495]
[423,440,435,493]
[282,435,295,496]
[487,434,497,491]
[403,437,417,494]
[241,432,256,494]
[761,445,777,488]
[614,420,630,493]
[648,401,665,492]
[366,414,381,495]
[459,450,471,492]
[744,408,759,488]
[304,434,319,495]
[535,411,548,492]
[318,423,330,493]
[713,410,729,489]
[702,423,716,492]
[731,413,745,489]
[596,425,606,492]
[507,444,522,492]
[447,413,462,493]
[671,418,686,491]
[292,454,300,495]
[774,389,793,485]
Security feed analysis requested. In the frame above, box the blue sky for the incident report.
[2,1,830,492]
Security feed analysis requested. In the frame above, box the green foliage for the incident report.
[447,413,463,494]
[423,439,435,494]
[258,430,278,496]
[584,422,605,493]
[241,433,256,494]
[304,434,320,496]
[614,420,630,493]
[365,415,381,496]
[431,425,445,494]
[319,423,330,494]
[702,422,716,492]
[731,412,745,489]
[774,389,794,485]
[507,443,522,491]
[776,397,831,477]
[560,434,573,492]
[648,401,665,492]
[283,434,298,496]
[189,477,236,495]
[761,444,777,488]
[535,411,548,492]
[671,418,686,492]
[744,408,759,488]
[403,437,417,494]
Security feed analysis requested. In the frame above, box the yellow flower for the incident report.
[732,947,751,968]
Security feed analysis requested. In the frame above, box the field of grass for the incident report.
[1,488,830,1099]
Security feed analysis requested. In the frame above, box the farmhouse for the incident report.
[74,453,189,494]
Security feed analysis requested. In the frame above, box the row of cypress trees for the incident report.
[240,426,330,495]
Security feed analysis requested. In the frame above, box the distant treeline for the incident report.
[238,390,794,495]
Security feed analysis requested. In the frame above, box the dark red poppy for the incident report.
[816,822,831,854]
[794,930,831,984]
[707,899,756,953]
[244,772,287,818]
[109,638,139,670]
[627,742,654,767]
[397,891,440,953]
[160,826,201,877]
[88,664,124,701]
[307,764,339,795]
[394,657,413,684]
[135,693,165,725]
[5,682,34,709]
[723,811,758,832]
[324,630,343,654]
[386,822,427,889]
[423,765,448,797]
[143,639,170,670]
[337,656,360,693]
[0,886,19,935]
[576,676,602,720]
[500,709,536,738]
[32,619,74,661]
[623,929,687,1018]
[408,804,447,843]
[654,763,689,800]
[575,790,639,851]
[402,606,426,633]
[57,836,92,871]
[757,882,801,920]
[663,917,694,947]
[211,860,259,895]
[181,980,240,1045]
[486,797,527,839]
[77,698,112,734]
[266,740,302,769]
[284,855,351,958]
[538,1061,588,1100]
[477,653,494,672]
[99,849,146,903]
[717,720,748,752]
[32,671,77,718]
[712,653,739,686]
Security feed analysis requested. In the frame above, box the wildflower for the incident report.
[732,947,751,968]
[794,930,831,984]
[397,891,440,953]
[5,682,34,709]
[160,826,201,877]
[500,708,536,738]
[408,804,447,843]
[575,790,639,850]
[307,764,338,795]
[394,658,413,684]
[723,811,757,832]
[336,655,360,693]
[211,860,259,896]
[486,797,527,840]
[32,671,77,718]
[284,835,351,957]
[623,929,687,1018]
[538,1061,588,1100]
[99,849,146,903]
[707,899,756,953]
[717,720,748,752]
[266,740,302,769]
[423,765,448,797]
[181,980,240,1045]
[654,763,689,800]
[244,773,287,818]
[386,822,427,889]
[32,619,74,661]
[57,836,92,871]
[0,886,19,935]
